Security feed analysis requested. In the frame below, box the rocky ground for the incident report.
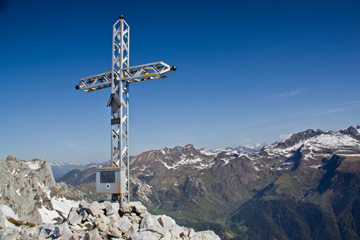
[0,201,220,240]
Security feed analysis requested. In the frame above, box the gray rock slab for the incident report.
[84,228,102,240]
[108,226,123,238]
[129,230,162,240]
[99,213,111,225]
[190,230,221,240]
[160,236,177,240]
[157,215,187,235]
[79,208,89,222]
[106,202,120,216]
[121,201,147,215]
[169,230,180,239]
[38,228,49,239]
[188,228,196,238]
[84,202,102,216]
[22,226,38,238]
[67,207,82,225]
[0,232,20,240]
[79,200,90,209]
[55,222,72,240]
[140,215,167,236]
[128,214,141,224]
[157,215,176,230]
[113,216,132,233]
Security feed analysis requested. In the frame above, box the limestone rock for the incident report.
[84,202,102,216]
[108,226,123,238]
[190,230,221,240]
[121,201,147,215]
[0,200,221,240]
[105,202,119,216]
[158,214,187,233]
[188,228,196,238]
[129,230,162,240]
[0,156,91,225]
[55,222,72,240]
[140,214,167,236]
[67,207,82,225]
[113,216,132,233]
[84,228,102,240]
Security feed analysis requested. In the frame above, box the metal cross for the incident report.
[76,15,176,205]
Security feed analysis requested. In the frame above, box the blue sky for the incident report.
[1,0,359,163]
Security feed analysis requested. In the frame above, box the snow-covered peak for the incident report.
[243,143,263,149]
[209,143,266,155]
[265,130,360,160]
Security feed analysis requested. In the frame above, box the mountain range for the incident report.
[56,124,360,239]
[50,161,108,179]
[2,124,360,239]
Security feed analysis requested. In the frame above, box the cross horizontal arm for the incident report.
[76,61,176,92]
[123,61,176,83]
[76,71,112,92]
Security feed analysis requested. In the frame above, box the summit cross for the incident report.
[76,15,176,205]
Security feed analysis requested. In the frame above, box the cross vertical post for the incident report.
[110,16,130,203]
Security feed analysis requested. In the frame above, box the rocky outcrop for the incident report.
[0,201,221,240]
[0,156,92,225]
[0,156,56,224]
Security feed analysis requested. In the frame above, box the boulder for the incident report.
[121,201,147,215]
[22,226,38,237]
[79,200,90,209]
[170,230,181,239]
[190,230,221,240]
[38,227,50,239]
[140,215,167,236]
[129,230,162,240]
[113,216,132,233]
[79,208,89,222]
[84,202,103,216]
[161,237,177,240]
[0,232,20,240]
[188,228,196,238]
[0,201,222,240]
[67,207,82,225]
[105,202,120,216]
[84,228,102,240]
[108,226,123,238]
[127,214,141,224]
[99,213,111,225]
[54,222,72,240]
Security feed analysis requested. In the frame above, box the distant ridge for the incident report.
[57,124,360,239]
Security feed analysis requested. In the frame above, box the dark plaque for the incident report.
[100,171,115,183]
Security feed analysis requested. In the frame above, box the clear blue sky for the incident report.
[1,0,359,163]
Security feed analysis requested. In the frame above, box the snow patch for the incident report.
[38,206,59,224]
[25,160,42,170]
[309,165,323,169]
[0,205,20,230]
[199,149,216,156]
[337,154,360,157]
[51,197,79,218]
[265,131,360,161]
[222,159,230,165]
